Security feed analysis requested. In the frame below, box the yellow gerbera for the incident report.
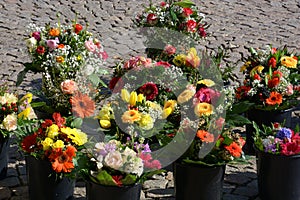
[121,110,141,124]
[197,79,215,87]
[194,102,214,117]
[177,89,195,104]
[280,56,297,68]
[173,54,186,66]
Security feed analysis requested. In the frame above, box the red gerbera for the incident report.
[21,134,38,153]
[139,82,159,100]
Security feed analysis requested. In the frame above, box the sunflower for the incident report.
[194,102,213,117]
[71,92,95,118]
[265,91,283,106]
[121,110,141,124]
[196,130,214,143]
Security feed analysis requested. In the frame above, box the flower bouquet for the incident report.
[236,45,300,111]
[134,0,208,60]
[253,122,300,200]
[18,14,109,117]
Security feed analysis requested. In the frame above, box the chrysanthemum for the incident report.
[121,110,141,124]
[225,142,242,158]
[194,102,213,117]
[196,130,214,143]
[71,92,95,118]
[265,91,282,105]
[50,146,77,173]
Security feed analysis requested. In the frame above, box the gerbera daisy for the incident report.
[50,146,77,173]
[194,102,213,117]
[139,82,159,100]
[225,142,242,158]
[265,91,282,106]
[121,110,141,124]
[21,134,38,153]
[71,92,95,118]
[177,89,195,104]
[196,130,214,143]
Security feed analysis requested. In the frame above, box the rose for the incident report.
[268,57,277,68]
[60,80,78,95]
[98,51,108,60]
[104,151,123,170]
[36,46,45,55]
[146,13,158,25]
[186,19,197,32]
[73,24,83,34]
[164,44,176,55]
[85,40,97,52]
[182,8,193,17]
[26,37,37,50]
[32,31,41,41]
[198,26,207,37]
[285,84,294,96]
[2,114,17,131]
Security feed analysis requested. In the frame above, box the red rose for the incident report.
[74,24,83,34]
[36,46,45,54]
[146,13,158,25]
[273,122,280,129]
[198,26,207,37]
[182,8,193,17]
[268,57,277,68]
[186,19,197,32]
[160,2,166,7]
[41,119,53,129]
[52,112,66,128]
[253,73,261,80]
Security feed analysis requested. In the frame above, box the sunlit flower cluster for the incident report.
[20,113,88,174]
[236,45,300,110]
[89,139,161,186]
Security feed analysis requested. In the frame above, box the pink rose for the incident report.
[32,31,41,41]
[164,44,176,55]
[85,40,96,52]
[98,51,108,61]
[47,38,59,51]
[285,84,294,96]
[60,80,78,95]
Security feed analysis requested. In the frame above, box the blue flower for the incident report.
[276,128,292,140]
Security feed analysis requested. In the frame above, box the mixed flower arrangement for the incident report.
[254,122,300,156]
[236,45,300,111]
[0,81,36,139]
[86,139,162,186]
[19,15,108,116]
[18,112,88,178]
[134,0,208,41]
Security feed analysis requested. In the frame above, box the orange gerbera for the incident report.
[196,130,214,143]
[50,146,77,173]
[265,91,282,106]
[71,92,95,118]
[57,44,65,49]
[121,110,141,124]
[49,28,60,37]
[225,142,242,158]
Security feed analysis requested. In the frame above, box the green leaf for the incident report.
[170,9,178,22]
[16,69,28,86]
[230,101,255,114]
[95,170,116,186]
[71,118,83,129]
[226,113,252,126]
[88,74,101,86]
[173,0,195,8]
[121,174,137,185]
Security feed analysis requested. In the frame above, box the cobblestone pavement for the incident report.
[0,0,300,199]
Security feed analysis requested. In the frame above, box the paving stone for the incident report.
[0,187,11,200]
[0,177,20,187]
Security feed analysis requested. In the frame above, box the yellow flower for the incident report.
[197,79,215,87]
[162,100,177,119]
[177,89,195,104]
[97,104,113,120]
[194,102,214,117]
[137,94,145,103]
[121,89,130,102]
[20,93,33,104]
[18,107,31,119]
[280,56,297,68]
[138,114,154,130]
[2,93,18,104]
[121,110,141,124]
[2,114,17,131]
[185,47,200,68]
[47,124,60,139]
[146,101,162,110]
[240,61,251,72]
[61,127,87,146]
[41,137,53,150]
[77,55,82,61]
[52,140,65,149]
[250,65,264,75]
[56,56,64,63]
[129,91,137,106]
[100,119,111,128]
[173,54,186,66]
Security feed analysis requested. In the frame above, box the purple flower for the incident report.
[276,128,292,140]
[47,37,59,51]
[32,31,41,41]
[264,144,277,153]
[105,143,116,152]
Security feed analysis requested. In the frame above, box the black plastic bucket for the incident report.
[26,156,75,200]
[174,162,225,200]
[256,150,300,200]
[86,181,142,200]
[0,137,9,180]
